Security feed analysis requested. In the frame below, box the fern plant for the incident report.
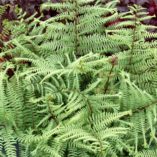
[0,0,157,157]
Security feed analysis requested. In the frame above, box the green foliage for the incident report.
[0,0,157,157]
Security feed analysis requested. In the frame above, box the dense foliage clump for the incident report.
[0,0,157,157]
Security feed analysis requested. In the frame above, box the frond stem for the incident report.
[47,101,59,125]
[125,12,137,72]
[74,0,79,54]
[104,64,115,94]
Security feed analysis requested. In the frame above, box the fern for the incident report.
[0,0,157,157]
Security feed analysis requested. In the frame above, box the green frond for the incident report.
[135,150,157,157]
